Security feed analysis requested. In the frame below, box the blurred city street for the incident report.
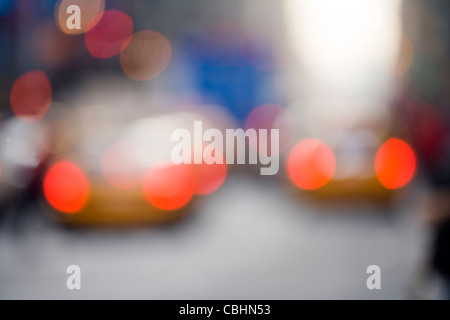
[1,0,450,300]
[0,175,433,299]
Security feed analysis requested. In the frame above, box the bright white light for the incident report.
[285,0,401,90]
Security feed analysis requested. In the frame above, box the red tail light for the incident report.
[43,161,89,213]
[143,163,195,211]
[286,139,336,190]
[375,138,417,189]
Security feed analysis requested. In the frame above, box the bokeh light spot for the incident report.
[191,145,227,195]
[56,0,105,35]
[286,139,336,190]
[10,71,52,121]
[43,161,89,213]
[84,10,133,59]
[120,30,172,81]
[245,104,296,155]
[375,138,417,189]
[143,163,195,211]
[394,33,413,76]
[101,140,143,190]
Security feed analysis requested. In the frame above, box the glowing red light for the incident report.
[143,163,195,211]
[84,10,133,59]
[286,139,336,190]
[10,71,52,121]
[191,145,227,195]
[43,161,89,213]
[375,138,417,189]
